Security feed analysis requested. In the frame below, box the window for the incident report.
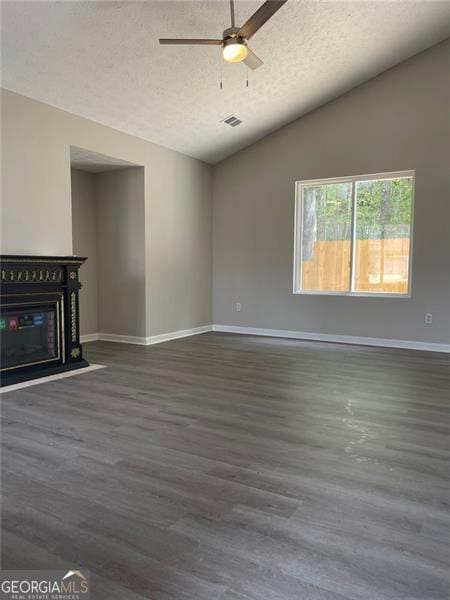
[294,171,414,296]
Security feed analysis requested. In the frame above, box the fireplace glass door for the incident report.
[1,304,60,370]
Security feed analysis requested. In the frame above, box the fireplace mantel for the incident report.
[0,255,89,386]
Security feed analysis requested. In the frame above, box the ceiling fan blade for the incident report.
[159,38,223,45]
[238,0,288,40]
[243,47,264,70]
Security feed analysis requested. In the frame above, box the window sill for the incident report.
[293,290,411,298]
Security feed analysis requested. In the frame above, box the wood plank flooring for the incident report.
[1,332,450,600]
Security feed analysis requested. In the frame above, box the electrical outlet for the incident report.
[425,313,433,324]
[235,302,242,312]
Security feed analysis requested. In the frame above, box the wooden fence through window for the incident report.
[301,238,410,293]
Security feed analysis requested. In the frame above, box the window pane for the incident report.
[353,177,412,294]
[300,182,352,292]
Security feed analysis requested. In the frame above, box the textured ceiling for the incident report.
[70,146,139,173]
[2,1,449,164]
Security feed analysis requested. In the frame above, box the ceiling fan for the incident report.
[159,0,288,70]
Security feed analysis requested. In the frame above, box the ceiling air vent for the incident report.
[222,115,242,127]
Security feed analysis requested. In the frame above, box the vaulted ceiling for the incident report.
[2,1,449,163]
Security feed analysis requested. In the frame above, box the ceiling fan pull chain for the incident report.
[219,50,224,89]
[246,65,249,88]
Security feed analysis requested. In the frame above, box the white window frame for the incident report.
[293,170,415,298]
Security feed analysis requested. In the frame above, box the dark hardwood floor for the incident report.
[1,332,450,600]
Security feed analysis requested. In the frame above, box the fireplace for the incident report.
[0,255,89,386]
[2,305,59,369]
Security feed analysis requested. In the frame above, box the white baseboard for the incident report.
[146,325,212,345]
[212,325,450,353]
[96,332,149,345]
[81,326,212,346]
[80,333,100,343]
[81,324,449,353]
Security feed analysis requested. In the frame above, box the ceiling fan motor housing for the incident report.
[223,27,245,44]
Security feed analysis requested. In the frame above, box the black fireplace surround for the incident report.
[0,255,89,386]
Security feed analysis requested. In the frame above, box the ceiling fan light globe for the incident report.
[223,40,248,63]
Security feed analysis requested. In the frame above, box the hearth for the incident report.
[0,255,89,386]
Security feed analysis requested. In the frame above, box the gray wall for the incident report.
[146,150,213,335]
[71,167,146,338]
[96,168,146,337]
[213,40,450,344]
[71,169,98,336]
[1,89,213,337]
